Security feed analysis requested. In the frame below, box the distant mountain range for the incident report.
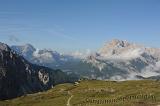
[0,42,77,100]
[11,39,160,81]
[11,44,81,68]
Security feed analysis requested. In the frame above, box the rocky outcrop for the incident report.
[10,40,160,81]
[0,42,77,100]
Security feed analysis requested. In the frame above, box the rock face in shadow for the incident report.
[0,42,77,100]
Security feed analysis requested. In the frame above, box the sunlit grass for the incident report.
[0,80,160,106]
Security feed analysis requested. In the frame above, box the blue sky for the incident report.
[0,0,160,53]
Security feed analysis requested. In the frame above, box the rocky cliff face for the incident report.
[10,40,160,81]
[82,39,160,80]
[0,42,77,100]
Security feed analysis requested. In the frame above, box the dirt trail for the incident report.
[67,91,73,106]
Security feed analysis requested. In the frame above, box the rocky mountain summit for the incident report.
[98,39,160,60]
[0,42,77,100]
[83,39,160,80]
[11,39,160,81]
[11,44,79,69]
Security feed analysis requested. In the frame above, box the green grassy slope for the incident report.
[0,80,160,106]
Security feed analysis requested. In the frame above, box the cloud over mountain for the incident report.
[11,39,160,81]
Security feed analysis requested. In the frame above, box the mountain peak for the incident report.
[24,43,34,47]
[0,42,10,51]
[99,39,131,54]
[23,44,36,51]
[11,44,36,53]
[0,42,76,100]
[98,39,144,58]
[107,39,130,48]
